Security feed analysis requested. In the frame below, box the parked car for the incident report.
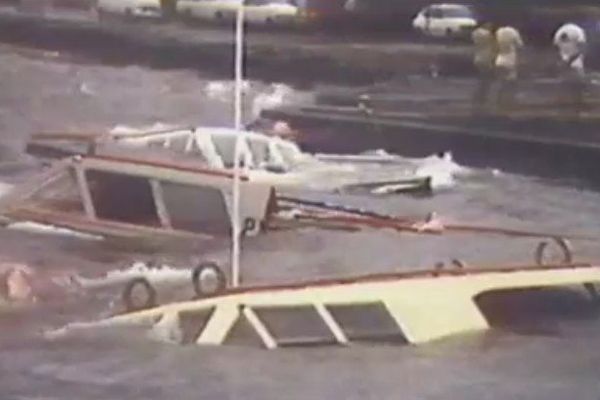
[177,0,303,26]
[176,0,239,21]
[96,0,163,19]
[412,3,477,38]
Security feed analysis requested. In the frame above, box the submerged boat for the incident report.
[0,148,456,243]
[47,258,600,349]
[25,126,461,195]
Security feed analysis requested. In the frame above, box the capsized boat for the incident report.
[46,256,600,349]
[25,126,465,194]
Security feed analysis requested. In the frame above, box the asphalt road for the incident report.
[0,5,473,85]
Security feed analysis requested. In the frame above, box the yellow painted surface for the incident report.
[107,265,600,346]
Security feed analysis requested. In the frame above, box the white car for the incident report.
[176,0,240,21]
[96,0,163,19]
[177,0,301,25]
[412,3,477,38]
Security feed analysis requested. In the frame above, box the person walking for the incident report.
[553,22,587,111]
[494,25,523,109]
[471,22,497,110]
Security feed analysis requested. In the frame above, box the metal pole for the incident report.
[231,1,245,288]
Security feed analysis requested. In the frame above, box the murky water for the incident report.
[1,45,600,400]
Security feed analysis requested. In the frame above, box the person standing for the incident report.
[553,23,587,110]
[471,22,497,110]
[494,25,524,109]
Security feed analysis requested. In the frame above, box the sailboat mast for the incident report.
[231,1,245,288]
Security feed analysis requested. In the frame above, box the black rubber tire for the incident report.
[122,277,157,312]
[192,262,226,298]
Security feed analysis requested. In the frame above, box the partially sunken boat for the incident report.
[49,260,600,349]
[26,126,441,195]
[0,150,273,242]
[0,147,458,242]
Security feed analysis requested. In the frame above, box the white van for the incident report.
[412,3,477,38]
[96,0,163,19]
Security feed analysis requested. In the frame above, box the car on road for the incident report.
[176,0,239,22]
[96,0,163,19]
[412,3,477,38]
[176,0,303,26]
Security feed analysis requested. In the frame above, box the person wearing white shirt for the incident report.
[471,22,497,109]
[553,22,587,111]
[494,25,524,108]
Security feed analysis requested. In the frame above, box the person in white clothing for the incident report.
[494,25,524,108]
[553,23,587,110]
[471,22,497,109]
[553,23,586,75]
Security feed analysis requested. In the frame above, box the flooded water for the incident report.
[1,45,600,400]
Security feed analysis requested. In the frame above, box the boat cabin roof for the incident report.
[112,127,306,172]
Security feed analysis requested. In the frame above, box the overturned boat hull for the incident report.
[52,263,600,349]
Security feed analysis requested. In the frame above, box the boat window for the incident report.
[254,305,337,346]
[85,170,161,226]
[225,310,270,347]
[176,307,216,345]
[246,138,269,167]
[26,167,85,213]
[147,139,167,148]
[160,182,231,235]
[474,287,597,335]
[326,302,408,343]
[212,135,237,167]
[212,135,251,168]
[167,136,190,153]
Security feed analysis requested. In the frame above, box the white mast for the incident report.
[231,1,245,288]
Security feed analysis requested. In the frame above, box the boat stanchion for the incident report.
[433,262,445,276]
[451,259,468,270]
[583,283,600,302]
[534,237,573,266]
[191,262,227,299]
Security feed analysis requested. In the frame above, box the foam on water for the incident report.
[6,222,103,241]
[74,262,192,290]
[0,181,12,197]
[251,83,295,119]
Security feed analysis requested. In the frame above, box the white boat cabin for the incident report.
[0,153,274,241]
